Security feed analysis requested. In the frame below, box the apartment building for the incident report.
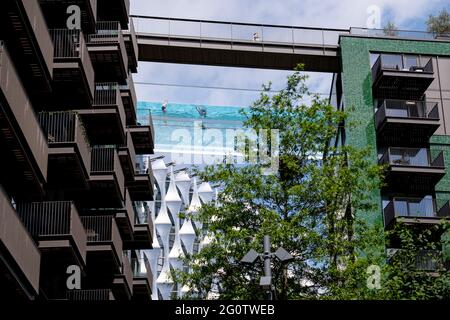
[0,0,154,300]
[333,33,450,269]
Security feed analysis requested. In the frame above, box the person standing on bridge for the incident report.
[253,32,261,41]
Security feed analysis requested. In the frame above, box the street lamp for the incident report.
[241,235,294,300]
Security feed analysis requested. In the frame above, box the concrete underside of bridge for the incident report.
[137,35,341,72]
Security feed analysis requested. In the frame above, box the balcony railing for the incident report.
[373,54,433,75]
[93,82,126,128]
[67,289,114,300]
[81,215,123,252]
[131,257,154,285]
[16,201,87,261]
[350,27,450,41]
[379,147,444,168]
[383,197,450,226]
[50,29,95,86]
[376,100,439,120]
[38,111,91,170]
[388,249,443,271]
[119,72,137,106]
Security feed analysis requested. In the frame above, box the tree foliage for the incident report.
[175,66,450,300]
[427,8,450,35]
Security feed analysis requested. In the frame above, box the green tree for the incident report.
[427,8,450,36]
[383,21,399,36]
[175,66,450,300]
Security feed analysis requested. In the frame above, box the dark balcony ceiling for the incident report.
[372,71,434,100]
[97,0,129,29]
[77,109,126,145]
[128,126,154,155]
[376,122,440,147]
[0,0,53,94]
[126,174,154,201]
[38,0,97,34]
[382,168,445,193]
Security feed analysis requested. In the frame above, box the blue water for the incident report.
[137,101,247,122]
[137,101,248,150]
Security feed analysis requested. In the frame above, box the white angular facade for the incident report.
[138,155,216,300]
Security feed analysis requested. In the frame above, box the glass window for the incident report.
[404,55,419,70]
[381,54,402,70]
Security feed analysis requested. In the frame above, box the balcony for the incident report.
[127,169,154,201]
[49,29,95,108]
[0,0,53,93]
[383,197,450,228]
[0,41,48,201]
[16,201,87,268]
[87,146,125,208]
[128,125,155,155]
[39,0,97,33]
[87,21,129,84]
[123,17,138,73]
[372,54,434,100]
[124,206,153,250]
[67,289,115,300]
[118,131,137,182]
[112,253,133,300]
[120,73,138,126]
[375,100,440,146]
[131,257,153,300]
[77,83,126,145]
[39,112,91,190]
[97,0,130,29]
[81,215,123,274]
[0,187,41,299]
[387,249,444,272]
[379,147,445,192]
[115,189,135,241]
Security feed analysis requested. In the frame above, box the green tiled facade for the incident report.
[339,36,450,255]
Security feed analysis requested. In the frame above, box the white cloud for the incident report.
[131,0,449,106]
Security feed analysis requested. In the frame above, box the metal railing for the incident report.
[350,27,450,41]
[81,215,123,251]
[415,250,442,271]
[16,201,87,261]
[93,82,126,130]
[90,146,125,198]
[384,197,450,227]
[132,15,349,48]
[379,147,444,168]
[131,257,154,286]
[38,112,91,170]
[67,289,114,301]
[94,82,121,105]
[50,29,95,94]
[372,54,433,83]
[378,100,439,119]
[17,201,79,237]
[119,72,137,105]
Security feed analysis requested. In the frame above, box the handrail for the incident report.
[132,15,348,47]
[131,15,348,32]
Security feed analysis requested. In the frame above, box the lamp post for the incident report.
[241,235,294,300]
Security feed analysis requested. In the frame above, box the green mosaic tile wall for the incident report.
[340,36,450,254]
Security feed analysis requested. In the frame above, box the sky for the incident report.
[131,0,450,107]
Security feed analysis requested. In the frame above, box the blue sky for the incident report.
[131,0,450,107]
